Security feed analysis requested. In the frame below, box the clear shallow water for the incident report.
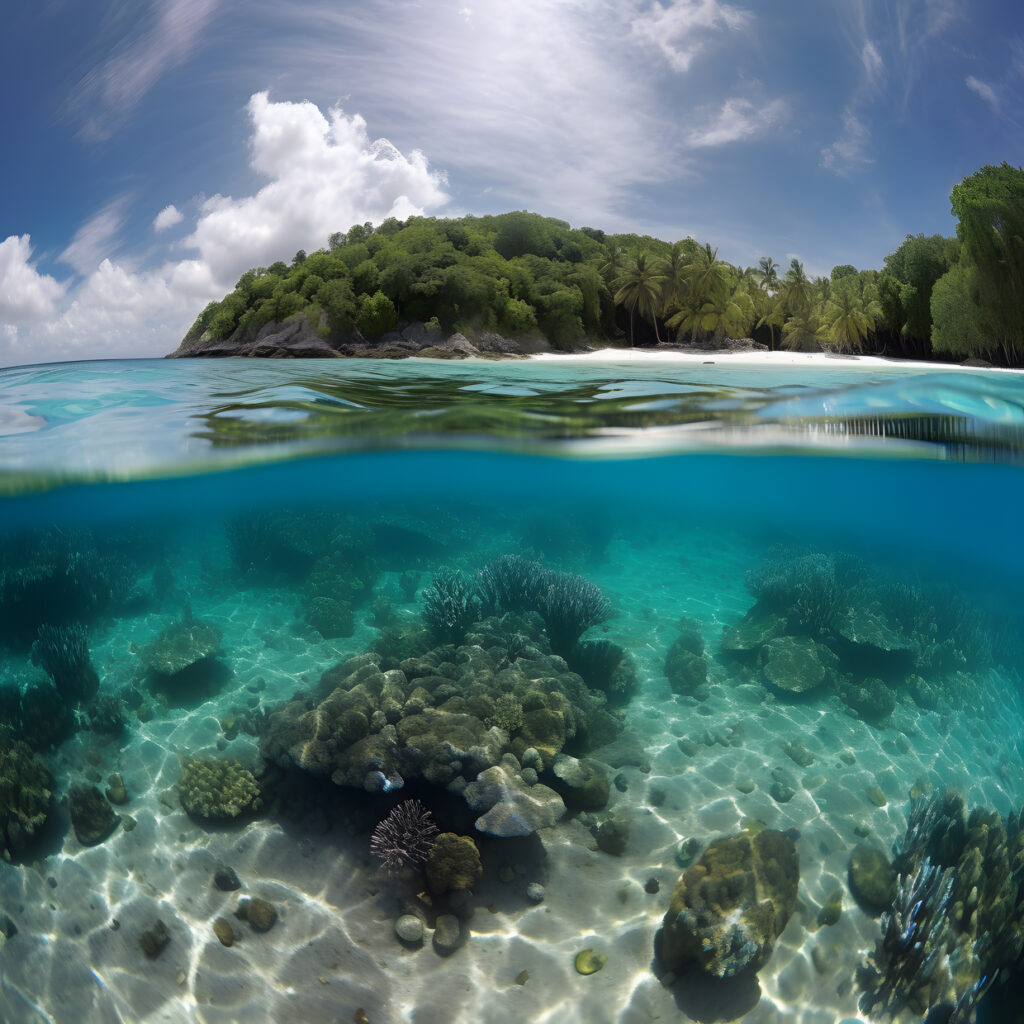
[0,358,1022,1024]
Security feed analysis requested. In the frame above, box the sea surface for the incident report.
[0,356,1022,1024]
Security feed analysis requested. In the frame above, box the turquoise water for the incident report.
[1,357,1023,1024]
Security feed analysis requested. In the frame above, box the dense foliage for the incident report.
[184,162,1024,365]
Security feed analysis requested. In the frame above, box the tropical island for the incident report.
[170,162,1024,367]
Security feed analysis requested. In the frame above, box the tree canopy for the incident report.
[183,163,1024,365]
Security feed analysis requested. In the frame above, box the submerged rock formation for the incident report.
[660,827,799,979]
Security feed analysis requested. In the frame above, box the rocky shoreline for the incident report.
[166,318,769,360]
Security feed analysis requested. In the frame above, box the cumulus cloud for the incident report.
[185,91,449,289]
[70,0,219,140]
[820,112,872,174]
[59,196,131,276]
[965,75,999,109]
[2,93,449,365]
[630,0,751,73]
[688,97,786,147]
[0,236,65,323]
[153,205,184,231]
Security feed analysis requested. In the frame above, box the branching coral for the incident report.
[538,571,611,657]
[30,622,99,704]
[422,567,480,644]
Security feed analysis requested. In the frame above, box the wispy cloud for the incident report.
[630,0,751,73]
[59,195,132,275]
[965,75,999,109]
[688,97,786,147]
[68,0,219,140]
[820,112,872,174]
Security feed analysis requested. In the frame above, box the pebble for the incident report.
[770,780,796,804]
[241,897,277,932]
[213,864,241,891]
[866,785,887,807]
[526,882,545,903]
[644,877,660,894]
[213,918,235,947]
[433,914,461,955]
[395,915,424,944]
[735,777,756,794]
[139,919,170,959]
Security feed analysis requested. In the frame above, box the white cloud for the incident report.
[965,75,999,109]
[243,0,684,224]
[0,236,65,323]
[1,93,449,365]
[153,205,184,231]
[630,0,751,73]
[70,0,219,139]
[59,196,131,275]
[688,97,786,147]
[820,112,872,174]
[185,91,449,289]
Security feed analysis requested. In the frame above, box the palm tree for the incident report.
[821,277,882,352]
[782,258,812,315]
[757,257,780,293]
[781,309,823,352]
[597,244,628,287]
[658,241,692,338]
[613,252,667,345]
[756,301,786,351]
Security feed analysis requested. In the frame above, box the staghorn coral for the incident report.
[179,757,262,820]
[422,567,480,644]
[31,623,100,704]
[538,571,611,657]
[478,555,549,616]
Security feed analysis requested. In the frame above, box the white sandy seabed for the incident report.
[0,527,1023,1024]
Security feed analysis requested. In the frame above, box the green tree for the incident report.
[820,275,882,352]
[356,290,398,337]
[613,252,667,345]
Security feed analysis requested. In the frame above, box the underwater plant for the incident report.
[370,799,439,873]
[30,623,100,705]
[538,571,611,657]
[422,567,481,643]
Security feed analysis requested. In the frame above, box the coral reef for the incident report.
[723,548,999,723]
[538,572,611,657]
[660,827,799,978]
[143,613,229,704]
[370,799,439,873]
[261,609,622,836]
[179,757,262,820]
[0,729,53,859]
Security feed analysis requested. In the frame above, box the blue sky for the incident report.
[0,0,1021,365]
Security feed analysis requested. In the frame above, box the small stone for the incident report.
[816,889,843,927]
[595,816,630,856]
[866,785,887,808]
[613,773,628,793]
[736,777,756,795]
[121,815,137,832]
[770,780,796,804]
[853,821,872,838]
[213,864,241,891]
[105,773,128,805]
[515,970,530,985]
[176,971,186,985]
[355,1011,370,1024]
[839,750,856,765]
[526,882,544,903]
[644,877,660,894]
[521,747,541,768]
[242,897,277,932]
[575,949,606,975]
[677,738,700,757]
[784,741,814,767]
[395,915,424,944]
[848,844,897,914]
[139,919,170,959]
[213,918,235,947]
[432,914,461,955]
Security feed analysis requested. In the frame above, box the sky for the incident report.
[0,0,1022,366]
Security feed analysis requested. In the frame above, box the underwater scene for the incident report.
[1,357,1024,1024]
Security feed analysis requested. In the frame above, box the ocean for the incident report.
[0,354,1022,1024]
